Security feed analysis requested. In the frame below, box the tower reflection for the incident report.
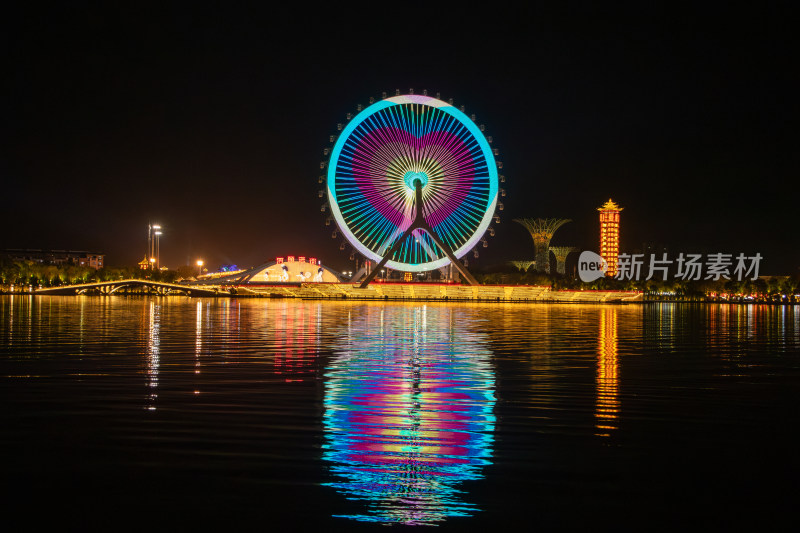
[596,306,619,437]
[323,304,495,525]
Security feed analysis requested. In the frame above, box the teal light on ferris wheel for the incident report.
[403,171,429,190]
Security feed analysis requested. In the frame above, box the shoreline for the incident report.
[2,294,796,305]
[2,281,796,305]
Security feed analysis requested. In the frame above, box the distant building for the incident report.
[597,199,622,277]
[3,249,104,269]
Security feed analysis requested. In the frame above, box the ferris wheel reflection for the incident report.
[322,304,496,525]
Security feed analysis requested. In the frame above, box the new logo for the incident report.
[578,251,607,282]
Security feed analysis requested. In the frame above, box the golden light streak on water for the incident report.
[596,307,619,437]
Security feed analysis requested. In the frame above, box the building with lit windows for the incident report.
[3,249,104,269]
[597,199,622,277]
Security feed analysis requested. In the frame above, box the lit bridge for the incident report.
[35,279,220,297]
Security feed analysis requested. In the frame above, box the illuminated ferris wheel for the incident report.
[321,91,504,284]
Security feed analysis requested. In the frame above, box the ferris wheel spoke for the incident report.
[355,213,397,249]
[427,123,464,164]
[433,144,479,175]
[379,109,417,169]
[427,151,479,188]
[344,201,400,235]
[420,123,463,171]
[426,118,471,159]
[432,219,467,252]
[437,203,479,236]
[350,139,406,179]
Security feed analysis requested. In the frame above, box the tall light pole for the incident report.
[196,259,204,278]
[148,223,162,270]
[153,227,162,269]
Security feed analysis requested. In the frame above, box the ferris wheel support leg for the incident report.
[421,229,479,286]
[358,225,416,288]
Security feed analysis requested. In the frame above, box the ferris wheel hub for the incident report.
[403,171,429,190]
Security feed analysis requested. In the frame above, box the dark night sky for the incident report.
[3,4,797,274]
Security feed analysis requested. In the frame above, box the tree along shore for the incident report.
[0,259,190,289]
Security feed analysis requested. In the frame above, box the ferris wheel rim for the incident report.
[326,94,498,272]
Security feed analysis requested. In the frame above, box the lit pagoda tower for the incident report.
[597,199,622,277]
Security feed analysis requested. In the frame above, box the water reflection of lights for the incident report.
[3,294,34,347]
[323,304,495,526]
[195,301,202,371]
[194,301,203,395]
[596,307,619,437]
[273,302,321,382]
[146,301,160,410]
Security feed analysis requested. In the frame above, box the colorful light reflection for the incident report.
[323,304,495,525]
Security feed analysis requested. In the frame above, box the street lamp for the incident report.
[196,259,204,278]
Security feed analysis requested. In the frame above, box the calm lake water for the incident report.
[2,296,799,530]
